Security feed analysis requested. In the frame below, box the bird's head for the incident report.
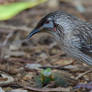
[25,11,78,42]
[25,11,64,41]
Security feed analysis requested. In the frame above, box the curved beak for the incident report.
[25,28,40,41]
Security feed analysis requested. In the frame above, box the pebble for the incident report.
[8,89,28,92]
[25,63,42,70]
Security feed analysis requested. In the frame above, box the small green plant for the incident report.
[34,68,69,88]
[34,68,54,87]
[40,68,54,85]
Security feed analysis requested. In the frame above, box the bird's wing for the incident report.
[70,23,92,65]
[71,23,92,56]
[72,23,92,57]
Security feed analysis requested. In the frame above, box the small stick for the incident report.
[75,69,92,80]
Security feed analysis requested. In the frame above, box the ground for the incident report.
[0,1,92,92]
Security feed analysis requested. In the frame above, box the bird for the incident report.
[25,11,92,66]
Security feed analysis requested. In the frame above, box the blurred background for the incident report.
[0,0,92,92]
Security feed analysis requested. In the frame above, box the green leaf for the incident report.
[41,68,52,77]
[0,0,47,21]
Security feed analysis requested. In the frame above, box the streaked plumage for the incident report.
[25,11,92,66]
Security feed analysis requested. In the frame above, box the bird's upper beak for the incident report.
[25,28,40,40]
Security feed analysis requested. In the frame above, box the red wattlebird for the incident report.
[25,11,92,66]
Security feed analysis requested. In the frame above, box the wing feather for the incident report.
[72,23,92,56]
[70,23,92,65]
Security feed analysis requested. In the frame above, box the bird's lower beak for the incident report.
[25,29,40,40]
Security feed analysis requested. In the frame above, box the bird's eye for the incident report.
[45,20,49,24]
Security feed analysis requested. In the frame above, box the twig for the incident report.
[2,32,14,46]
[75,69,92,80]
[23,86,71,92]
[40,65,90,73]
[0,24,32,32]
[0,31,14,48]
[40,65,70,70]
